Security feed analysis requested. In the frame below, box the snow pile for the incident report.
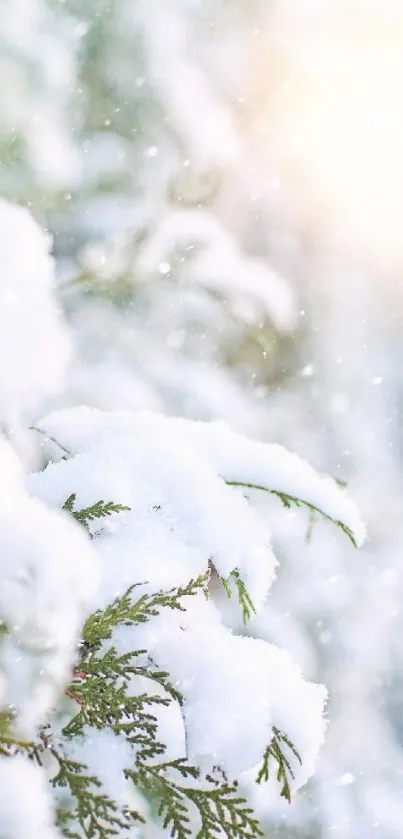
[173,415,367,547]
[0,756,62,839]
[0,199,71,430]
[0,437,98,737]
[28,409,277,610]
[25,405,364,792]
[0,200,99,839]
[133,594,327,786]
[35,406,366,550]
[0,434,98,839]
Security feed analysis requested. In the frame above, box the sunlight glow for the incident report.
[250,10,403,256]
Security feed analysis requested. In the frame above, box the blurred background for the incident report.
[2,0,403,835]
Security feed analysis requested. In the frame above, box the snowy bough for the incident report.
[0,200,365,839]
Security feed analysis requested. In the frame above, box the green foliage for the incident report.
[66,577,268,837]
[15,728,143,839]
[129,761,264,839]
[81,574,210,653]
[0,571,301,839]
[0,493,305,839]
[226,480,358,546]
[51,752,142,839]
[62,494,131,531]
[256,728,302,803]
[220,570,256,624]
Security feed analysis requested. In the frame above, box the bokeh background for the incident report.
[2,1,403,836]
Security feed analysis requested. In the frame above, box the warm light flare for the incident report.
[246,9,403,257]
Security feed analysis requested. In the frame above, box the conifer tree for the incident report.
[1,3,396,839]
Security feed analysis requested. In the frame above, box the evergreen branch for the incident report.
[219,569,256,624]
[51,753,144,838]
[256,728,302,803]
[76,646,140,680]
[74,645,183,706]
[62,494,130,529]
[63,493,77,513]
[0,728,143,838]
[64,581,208,770]
[0,574,296,839]
[0,529,300,839]
[141,661,184,706]
[81,575,209,653]
[225,481,357,546]
[130,763,191,839]
[127,760,264,839]
[0,734,33,752]
[230,570,256,623]
[62,671,170,765]
[189,780,262,839]
[64,647,181,762]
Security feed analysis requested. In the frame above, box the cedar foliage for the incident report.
[0,498,303,838]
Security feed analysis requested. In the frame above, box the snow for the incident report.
[0,0,378,823]
[0,0,80,188]
[0,172,361,812]
[35,406,366,549]
[135,209,296,332]
[26,405,338,789]
[139,1,241,171]
[28,415,276,609]
[172,417,367,546]
[0,437,98,737]
[66,727,144,818]
[133,593,327,778]
[0,199,71,433]
[0,755,61,839]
